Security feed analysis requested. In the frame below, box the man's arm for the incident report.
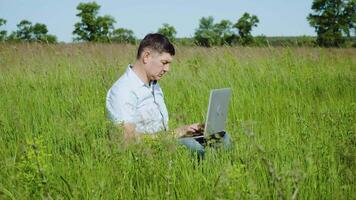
[122,122,204,143]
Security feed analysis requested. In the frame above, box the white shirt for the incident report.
[106,65,169,134]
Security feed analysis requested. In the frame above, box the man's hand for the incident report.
[174,123,204,138]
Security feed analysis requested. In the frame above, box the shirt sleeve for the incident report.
[106,85,137,124]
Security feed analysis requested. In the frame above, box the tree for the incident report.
[214,19,237,45]
[157,23,177,42]
[308,0,356,47]
[111,28,136,44]
[73,2,115,42]
[31,22,57,43]
[32,23,49,40]
[0,18,7,41]
[234,12,259,45]
[8,20,57,43]
[194,16,220,47]
[195,16,258,47]
[16,20,33,41]
[40,35,57,43]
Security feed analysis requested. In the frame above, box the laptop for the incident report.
[190,88,232,143]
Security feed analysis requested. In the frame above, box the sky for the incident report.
[0,0,316,42]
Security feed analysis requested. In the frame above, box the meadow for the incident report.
[0,44,355,199]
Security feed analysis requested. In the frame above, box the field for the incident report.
[0,44,355,199]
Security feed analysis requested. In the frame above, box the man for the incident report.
[106,33,230,156]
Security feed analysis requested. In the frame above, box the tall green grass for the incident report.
[0,44,355,199]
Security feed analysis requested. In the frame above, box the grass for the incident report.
[0,43,355,199]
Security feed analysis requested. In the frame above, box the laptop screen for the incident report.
[204,88,232,135]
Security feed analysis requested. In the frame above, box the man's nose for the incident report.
[164,64,170,72]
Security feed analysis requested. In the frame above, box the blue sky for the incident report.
[0,0,316,42]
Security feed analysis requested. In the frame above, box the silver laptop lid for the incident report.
[204,88,232,136]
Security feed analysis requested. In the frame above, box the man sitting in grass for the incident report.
[106,33,230,157]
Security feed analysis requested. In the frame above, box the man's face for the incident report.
[143,50,173,81]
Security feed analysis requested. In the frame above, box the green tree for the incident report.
[214,19,237,45]
[7,20,57,43]
[110,28,136,44]
[308,0,356,47]
[32,23,48,40]
[73,2,115,42]
[194,16,220,47]
[31,22,57,43]
[16,20,33,41]
[157,23,177,42]
[234,13,259,45]
[194,17,251,47]
[41,35,57,43]
[0,18,7,41]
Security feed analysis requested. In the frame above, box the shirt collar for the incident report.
[126,64,156,89]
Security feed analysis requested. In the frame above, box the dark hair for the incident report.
[136,33,175,59]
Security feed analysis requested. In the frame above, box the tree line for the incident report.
[0,0,355,47]
[0,19,57,43]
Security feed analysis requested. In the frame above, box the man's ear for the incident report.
[142,51,150,64]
